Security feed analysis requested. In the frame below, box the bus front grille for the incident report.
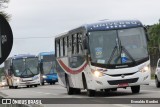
[107,78,139,85]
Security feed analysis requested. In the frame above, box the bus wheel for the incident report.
[14,86,18,89]
[87,89,95,97]
[111,88,117,91]
[74,89,81,94]
[27,85,29,88]
[104,89,110,93]
[52,82,55,85]
[9,86,13,89]
[34,85,38,87]
[66,77,74,95]
[131,85,140,94]
[50,83,52,85]
[155,77,160,88]
[41,82,44,85]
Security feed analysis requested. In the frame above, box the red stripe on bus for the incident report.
[58,59,87,74]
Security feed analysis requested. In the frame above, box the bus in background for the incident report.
[55,20,150,96]
[0,76,7,87]
[4,54,40,89]
[38,52,58,85]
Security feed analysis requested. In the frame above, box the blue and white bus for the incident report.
[38,52,58,85]
[4,54,40,89]
[55,20,150,96]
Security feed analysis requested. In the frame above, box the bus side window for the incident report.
[60,38,63,57]
[78,33,83,54]
[64,37,68,56]
[68,35,72,56]
[63,38,65,56]
[72,34,77,55]
[56,40,60,58]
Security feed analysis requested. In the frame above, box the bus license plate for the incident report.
[118,83,128,87]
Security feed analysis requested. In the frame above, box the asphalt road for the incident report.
[0,80,160,107]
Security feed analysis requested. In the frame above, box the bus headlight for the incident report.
[140,65,150,72]
[14,78,21,83]
[42,75,47,78]
[17,78,20,82]
[91,70,103,77]
[2,82,5,85]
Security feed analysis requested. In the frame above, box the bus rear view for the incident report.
[55,20,150,96]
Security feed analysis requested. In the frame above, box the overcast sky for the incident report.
[4,0,160,58]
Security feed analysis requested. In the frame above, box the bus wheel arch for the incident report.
[65,73,74,95]
[82,72,95,97]
[155,75,160,88]
[82,73,87,89]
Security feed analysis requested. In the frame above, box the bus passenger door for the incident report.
[69,55,85,88]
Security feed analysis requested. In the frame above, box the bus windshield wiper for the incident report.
[108,46,117,64]
[20,68,27,77]
[121,46,136,64]
[27,68,35,76]
[20,68,34,77]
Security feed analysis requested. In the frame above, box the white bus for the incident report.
[55,20,150,96]
[4,54,40,89]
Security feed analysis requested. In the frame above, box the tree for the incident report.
[147,21,160,72]
[0,0,10,21]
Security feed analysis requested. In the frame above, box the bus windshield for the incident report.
[12,57,38,77]
[41,55,56,74]
[89,27,148,65]
[43,61,56,74]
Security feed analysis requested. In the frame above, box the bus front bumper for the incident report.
[13,80,40,87]
[91,71,150,90]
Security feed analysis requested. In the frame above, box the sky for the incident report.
[3,0,160,58]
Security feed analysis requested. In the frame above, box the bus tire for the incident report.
[104,89,110,93]
[34,85,38,87]
[87,89,95,97]
[155,76,160,88]
[74,89,81,94]
[9,86,12,89]
[131,85,140,94]
[66,76,74,95]
[27,85,30,88]
[41,82,44,85]
[13,86,18,89]
[52,82,55,85]
[111,88,117,91]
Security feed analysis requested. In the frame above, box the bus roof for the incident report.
[38,52,55,56]
[12,54,37,59]
[55,20,143,39]
[86,20,143,31]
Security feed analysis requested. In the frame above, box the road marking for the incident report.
[44,93,51,95]
[31,90,59,96]
[113,104,132,107]
[37,92,43,94]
